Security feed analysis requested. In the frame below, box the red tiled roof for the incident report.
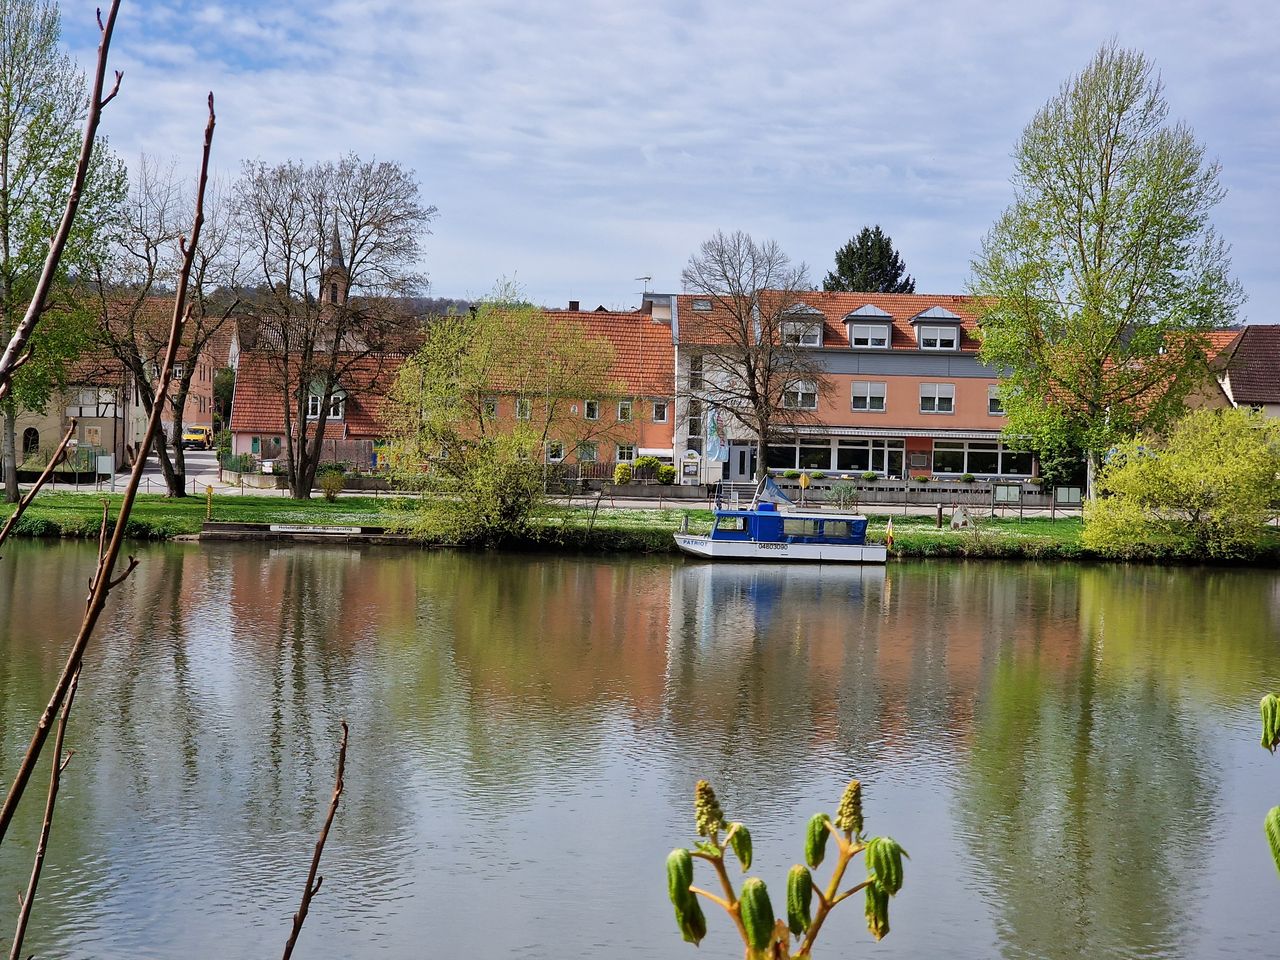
[551,309,674,396]
[676,291,983,351]
[1212,324,1280,404]
[229,351,404,439]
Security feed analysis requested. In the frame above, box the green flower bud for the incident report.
[666,848,694,911]
[834,778,864,836]
[864,836,908,896]
[728,823,752,871]
[1261,694,1280,752]
[694,779,726,837]
[865,882,890,941]
[1266,806,1280,878]
[738,878,776,951]
[804,813,831,868]
[786,864,813,936]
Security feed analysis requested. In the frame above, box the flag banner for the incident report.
[885,517,895,550]
[758,474,794,506]
[706,408,729,462]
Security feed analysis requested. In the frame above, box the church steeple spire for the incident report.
[322,223,347,306]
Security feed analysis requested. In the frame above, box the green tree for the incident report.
[384,290,618,545]
[1082,408,1280,560]
[822,225,915,293]
[0,0,125,501]
[970,42,1243,499]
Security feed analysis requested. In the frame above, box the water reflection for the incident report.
[0,543,1277,959]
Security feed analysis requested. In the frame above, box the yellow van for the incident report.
[181,425,213,450]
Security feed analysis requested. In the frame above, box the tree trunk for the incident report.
[1085,450,1101,502]
[3,405,17,503]
[755,424,769,481]
[151,429,186,497]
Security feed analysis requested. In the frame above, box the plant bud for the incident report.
[834,778,864,836]
[865,882,890,940]
[1262,694,1280,752]
[694,780,726,837]
[675,895,707,945]
[666,848,694,911]
[804,813,831,868]
[1266,805,1280,877]
[738,878,776,951]
[786,864,813,935]
[864,836,908,895]
[729,823,753,871]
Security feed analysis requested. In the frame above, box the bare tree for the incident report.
[89,157,242,495]
[680,230,822,480]
[234,155,435,498]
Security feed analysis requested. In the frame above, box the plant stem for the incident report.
[796,833,864,957]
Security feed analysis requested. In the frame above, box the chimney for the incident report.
[568,299,580,312]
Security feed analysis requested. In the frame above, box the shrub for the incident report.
[782,470,801,480]
[657,464,677,485]
[960,473,976,483]
[1083,408,1280,560]
[810,472,826,480]
[633,455,662,472]
[861,471,878,481]
[613,462,633,484]
[319,468,346,502]
[828,481,860,510]
[911,475,929,484]
[1026,476,1043,486]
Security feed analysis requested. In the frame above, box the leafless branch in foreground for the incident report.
[0,0,123,400]
[6,667,80,960]
[0,419,77,553]
[281,721,349,960]
[0,93,217,849]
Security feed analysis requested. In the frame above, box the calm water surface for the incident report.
[0,541,1277,959]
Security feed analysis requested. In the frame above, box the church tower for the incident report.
[320,224,347,307]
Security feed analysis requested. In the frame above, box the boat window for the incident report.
[783,518,820,537]
[715,516,746,532]
[823,520,853,539]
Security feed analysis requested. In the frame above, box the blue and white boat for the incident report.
[674,501,887,564]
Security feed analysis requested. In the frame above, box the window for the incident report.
[988,385,1004,415]
[687,398,703,436]
[932,440,1032,476]
[782,320,822,347]
[919,383,955,413]
[689,354,704,390]
[652,400,668,423]
[783,518,820,537]
[850,324,890,348]
[799,445,831,469]
[714,515,745,533]
[307,392,345,419]
[546,441,564,461]
[767,445,798,469]
[251,436,261,454]
[21,428,38,456]
[617,400,632,421]
[482,397,498,419]
[918,325,958,350]
[577,441,598,462]
[691,298,712,311]
[851,381,886,412]
[172,362,186,380]
[616,444,635,461]
[783,380,818,410]
[515,398,532,420]
[823,520,853,539]
[583,399,600,420]
[835,438,905,476]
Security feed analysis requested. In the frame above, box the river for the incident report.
[0,541,1277,959]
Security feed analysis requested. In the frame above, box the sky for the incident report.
[67,0,1279,317]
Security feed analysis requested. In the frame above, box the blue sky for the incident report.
[69,1,1278,317]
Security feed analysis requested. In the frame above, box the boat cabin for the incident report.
[709,503,870,545]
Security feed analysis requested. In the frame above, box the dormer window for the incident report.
[307,388,346,420]
[782,320,822,347]
[850,324,890,348]
[918,325,958,350]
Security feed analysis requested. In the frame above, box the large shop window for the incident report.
[836,438,905,476]
[932,441,1032,476]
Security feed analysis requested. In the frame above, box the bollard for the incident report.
[206,485,213,522]
[936,503,943,528]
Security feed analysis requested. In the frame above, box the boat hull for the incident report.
[674,534,887,564]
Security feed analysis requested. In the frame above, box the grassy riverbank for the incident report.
[6,491,1276,562]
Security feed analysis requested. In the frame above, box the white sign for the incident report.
[268,524,361,535]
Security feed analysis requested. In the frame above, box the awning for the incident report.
[784,425,1006,441]
[638,447,674,456]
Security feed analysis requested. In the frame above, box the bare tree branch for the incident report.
[0,92,216,849]
[280,721,349,960]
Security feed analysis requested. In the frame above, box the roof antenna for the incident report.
[635,275,652,295]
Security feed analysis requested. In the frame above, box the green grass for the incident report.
[7,492,1275,564]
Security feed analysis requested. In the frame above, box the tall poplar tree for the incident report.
[822,225,915,293]
[0,0,123,501]
[971,42,1242,498]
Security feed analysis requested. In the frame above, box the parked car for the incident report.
[180,425,213,450]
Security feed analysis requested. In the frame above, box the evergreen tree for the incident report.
[822,225,915,293]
